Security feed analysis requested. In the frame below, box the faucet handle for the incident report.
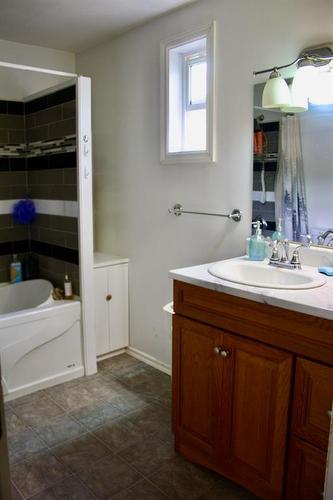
[290,249,302,269]
[269,241,280,262]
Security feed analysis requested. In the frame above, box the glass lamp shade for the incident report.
[262,71,291,109]
[281,84,308,113]
[290,63,317,107]
[309,67,333,105]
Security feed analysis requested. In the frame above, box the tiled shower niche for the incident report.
[0,85,79,293]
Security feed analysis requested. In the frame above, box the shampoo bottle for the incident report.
[10,254,23,283]
[64,274,73,299]
[249,221,266,261]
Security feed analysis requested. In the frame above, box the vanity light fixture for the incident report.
[255,43,333,111]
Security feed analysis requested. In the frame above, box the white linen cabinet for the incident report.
[93,253,129,356]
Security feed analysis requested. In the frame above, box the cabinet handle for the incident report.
[213,347,231,357]
[106,294,112,301]
[327,410,332,418]
[220,350,231,358]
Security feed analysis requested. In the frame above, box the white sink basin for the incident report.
[208,259,327,290]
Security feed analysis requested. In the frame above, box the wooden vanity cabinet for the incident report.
[292,358,333,450]
[172,280,333,500]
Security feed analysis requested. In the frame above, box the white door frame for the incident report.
[0,60,97,376]
[77,76,97,375]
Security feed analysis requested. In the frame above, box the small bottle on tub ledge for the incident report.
[10,254,23,283]
[64,274,73,300]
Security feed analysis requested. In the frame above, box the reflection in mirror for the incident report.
[253,82,333,247]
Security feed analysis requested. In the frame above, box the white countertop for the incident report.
[94,252,129,268]
[169,256,333,321]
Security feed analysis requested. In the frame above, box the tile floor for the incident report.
[5,354,257,499]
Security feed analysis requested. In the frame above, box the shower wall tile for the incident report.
[0,89,79,290]
[0,226,29,243]
[28,184,77,201]
[0,104,25,146]
[35,254,79,294]
[26,125,49,143]
[35,106,63,127]
[62,101,76,119]
[0,171,27,200]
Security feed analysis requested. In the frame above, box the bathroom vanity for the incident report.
[170,257,333,500]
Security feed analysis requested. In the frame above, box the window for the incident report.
[161,24,216,163]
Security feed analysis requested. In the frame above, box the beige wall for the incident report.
[77,0,333,368]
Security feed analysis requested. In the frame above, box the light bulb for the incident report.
[291,60,317,107]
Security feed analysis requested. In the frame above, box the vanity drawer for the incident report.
[292,358,333,450]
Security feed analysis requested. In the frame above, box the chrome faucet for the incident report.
[269,240,311,270]
[269,240,294,269]
[318,229,333,246]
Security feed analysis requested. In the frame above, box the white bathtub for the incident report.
[0,279,83,401]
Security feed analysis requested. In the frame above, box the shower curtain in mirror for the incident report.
[275,115,309,242]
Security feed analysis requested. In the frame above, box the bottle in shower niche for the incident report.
[64,274,73,299]
[10,254,23,283]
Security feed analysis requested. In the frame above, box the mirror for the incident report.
[252,82,333,247]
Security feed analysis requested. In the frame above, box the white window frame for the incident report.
[160,22,216,164]
[185,53,207,111]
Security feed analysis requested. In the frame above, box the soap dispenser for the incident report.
[249,221,266,261]
[272,217,285,242]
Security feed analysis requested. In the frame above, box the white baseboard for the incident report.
[97,348,126,362]
[4,366,84,402]
[126,346,171,375]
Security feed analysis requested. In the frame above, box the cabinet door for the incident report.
[286,437,327,500]
[94,267,109,356]
[108,264,129,351]
[220,334,292,499]
[173,316,224,465]
[292,358,333,450]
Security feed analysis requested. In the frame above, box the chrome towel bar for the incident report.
[168,204,242,222]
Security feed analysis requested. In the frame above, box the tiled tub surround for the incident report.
[0,100,25,148]
[5,354,256,500]
[0,87,79,292]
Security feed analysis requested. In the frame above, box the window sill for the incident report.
[160,151,216,165]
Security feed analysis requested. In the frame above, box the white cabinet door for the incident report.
[108,264,129,351]
[94,267,109,356]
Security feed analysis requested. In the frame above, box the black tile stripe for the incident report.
[0,240,30,255]
[31,240,79,264]
[27,152,76,170]
[0,101,24,115]
[25,86,76,114]
[0,240,79,264]
[0,157,27,172]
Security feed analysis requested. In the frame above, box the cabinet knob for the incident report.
[220,349,231,358]
[106,294,112,301]
[213,347,231,357]
[327,410,332,419]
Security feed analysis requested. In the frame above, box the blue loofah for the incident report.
[12,199,36,224]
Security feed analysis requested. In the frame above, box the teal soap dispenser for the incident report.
[249,221,266,261]
[272,217,285,242]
